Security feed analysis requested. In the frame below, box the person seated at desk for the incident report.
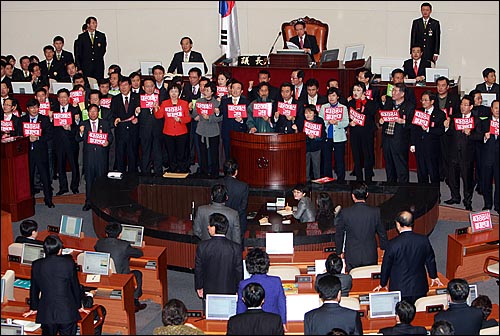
[15,219,44,245]
[94,221,147,312]
[315,253,352,297]
[229,283,284,335]
[167,36,208,75]
[378,300,427,335]
[292,183,316,223]
[304,275,362,335]
[471,295,499,329]
[287,19,319,60]
[434,278,483,335]
[236,248,286,325]
[403,45,432,82]
[153,299,204,335]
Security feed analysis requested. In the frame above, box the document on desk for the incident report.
[86,274,101,283]
[277,209,293,216]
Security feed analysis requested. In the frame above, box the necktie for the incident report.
[62,106,65,113]
[90,32,95,45]
[487,86,492,92]
[24,71,29,77]
[57,54,61,60]
[92,121,97,132]
[124,96,129,111]
[30,118,35,149]
[192,86,197,95]
[300,36,304,49]
[424,20,427,29]
[233,98,237,105]
[414,61,418,76]
[327,124,334,139]
[295,87,299,98]
[47,62,51,71]
[184,53,189,62]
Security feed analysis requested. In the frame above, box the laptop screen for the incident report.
[205,294,237,320]
[369,291,401,318]
[467,284,478,306]
[83,251,110,276]
[21,243,45,266]
[0,323,24,335]
[120,224,144,247]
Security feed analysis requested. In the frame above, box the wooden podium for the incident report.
[1,137,34,221]
[269,53,310,68]
[230,132,306,187]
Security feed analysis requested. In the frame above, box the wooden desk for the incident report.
[187,304,499,335]
[37,230,169,306]
[1,300,97,335]
[1,257,137,335]
[446,226,499,282]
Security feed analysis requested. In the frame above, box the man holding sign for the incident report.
[443,95,482,210]
[20,99,54,208]
[247,82,275,133]
[380,83,415,183]
[77,104,113,211]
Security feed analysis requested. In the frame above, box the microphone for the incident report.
[268,31,282,56]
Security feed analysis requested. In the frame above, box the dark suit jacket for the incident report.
[379,323,427,335]
[222,175,249,235]
[167,50,208,74]
[194,235,242,297]
[0,114,22,137]
[304,302,362,335]
[410,106,446,147]
[30,254,81,324]
[410,17,441,62]
[20,113,54,161]
[434,92,460,118]
[39,59,65,81]
[56,49,75,66]
[434,303,483,335]
[335,202,388,271]
[381,99,415,148]
[94,237,143,274]
[111,92,140,137]
[289,34,319,57]
[403,58,432,79]
[76,118,114,171]
[220,96,251,141]
[446,114,482,163]
[227,309,284,335]
[475,82,500,100]
[315,273,352,297]
[53,105,81,150]
[75,30,107,78]
[380,231,438,298]
[14,236,44,245]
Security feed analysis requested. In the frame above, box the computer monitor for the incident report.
[205,294,238,320]
[315,259,327,275]
[82,251,110,276]
[286,294,321,321]
[320,49,340,65]
[0,323,24,335]
[481,93,496,107]
[11,82,34,94]
[120,224,144,247]
[265,232,294,255]
[381,66,396,82]
[59,215,83,238]
[425,68,449,83]
[51,82,73,94]
[369,291,401,318]
[467,284,478,306]
[182,62,205,76]
[21,243,45,266]
[140,61,162,76]
[343,44,365,63]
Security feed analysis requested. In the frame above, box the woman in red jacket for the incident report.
[154,83,191,173]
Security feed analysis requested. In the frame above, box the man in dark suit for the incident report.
[193,184,241,244]
[227,283,284,335]
[54,88,82,195]
[21,98,54,208]
[304,275,362,335]
[222,159,249,242]
[111,76,140,173]
[410,90,446,183]
[194,213,242,300]
[434,278,483,335]
[75,16,107,80]
[247,69,280,103]
[288,20,319,60]
[94,222,147,312]
[410,2,441,64]
[379,300,428,335]
[403,45,432,81]
[167,36,208,75]
[53,35,75,67]
[28,63,49,93]
[478,100,499,212]
[374,211,443,304]
[475,68,500,100]
[380,83,415,183]
[315,253,352,297]
[443,95,482,210]
[12,55,31,82]
[290,69,308,104]
[1,97,22,137]
[24,235,81,335]
[180,67,202,170]
[15,219,44,246]
[335,182,388,272]
[76,104,113,211]
[39,45,64,82]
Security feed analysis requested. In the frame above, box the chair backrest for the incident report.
[109,257,117,274]
[480,326,499,335]
[2,270,15,301]
[414,294,448,312]
[8,243,24,257]
[349,264,381,279]
[87,77,98,89]
[268,265,301,281]
[339,296,360,310]
[281,16,329,63]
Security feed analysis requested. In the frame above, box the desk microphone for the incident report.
[269,31,282,55]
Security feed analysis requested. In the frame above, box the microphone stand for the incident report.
[268,31,282,64]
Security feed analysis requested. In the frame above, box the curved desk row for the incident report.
[91,174,439,271]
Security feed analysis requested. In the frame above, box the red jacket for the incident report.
[155,99,191,136]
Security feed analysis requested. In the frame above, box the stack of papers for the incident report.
[277,209,293,216]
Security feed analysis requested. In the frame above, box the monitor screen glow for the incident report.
[425,68,449,83]
[11,82,34,94]
[0,323,24,335]
[369,291,401,318]
[140,61,162,76]
[21,243,45,266]
[120,224,144,247]
[266,232,294,255]
[205,294,238,320]
[59,215,83,238]
[83,251,110,276]
[343,45,365,63]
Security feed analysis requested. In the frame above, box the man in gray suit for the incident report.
[193,184,241,244]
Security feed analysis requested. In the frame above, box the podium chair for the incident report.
[281,16,329,63]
